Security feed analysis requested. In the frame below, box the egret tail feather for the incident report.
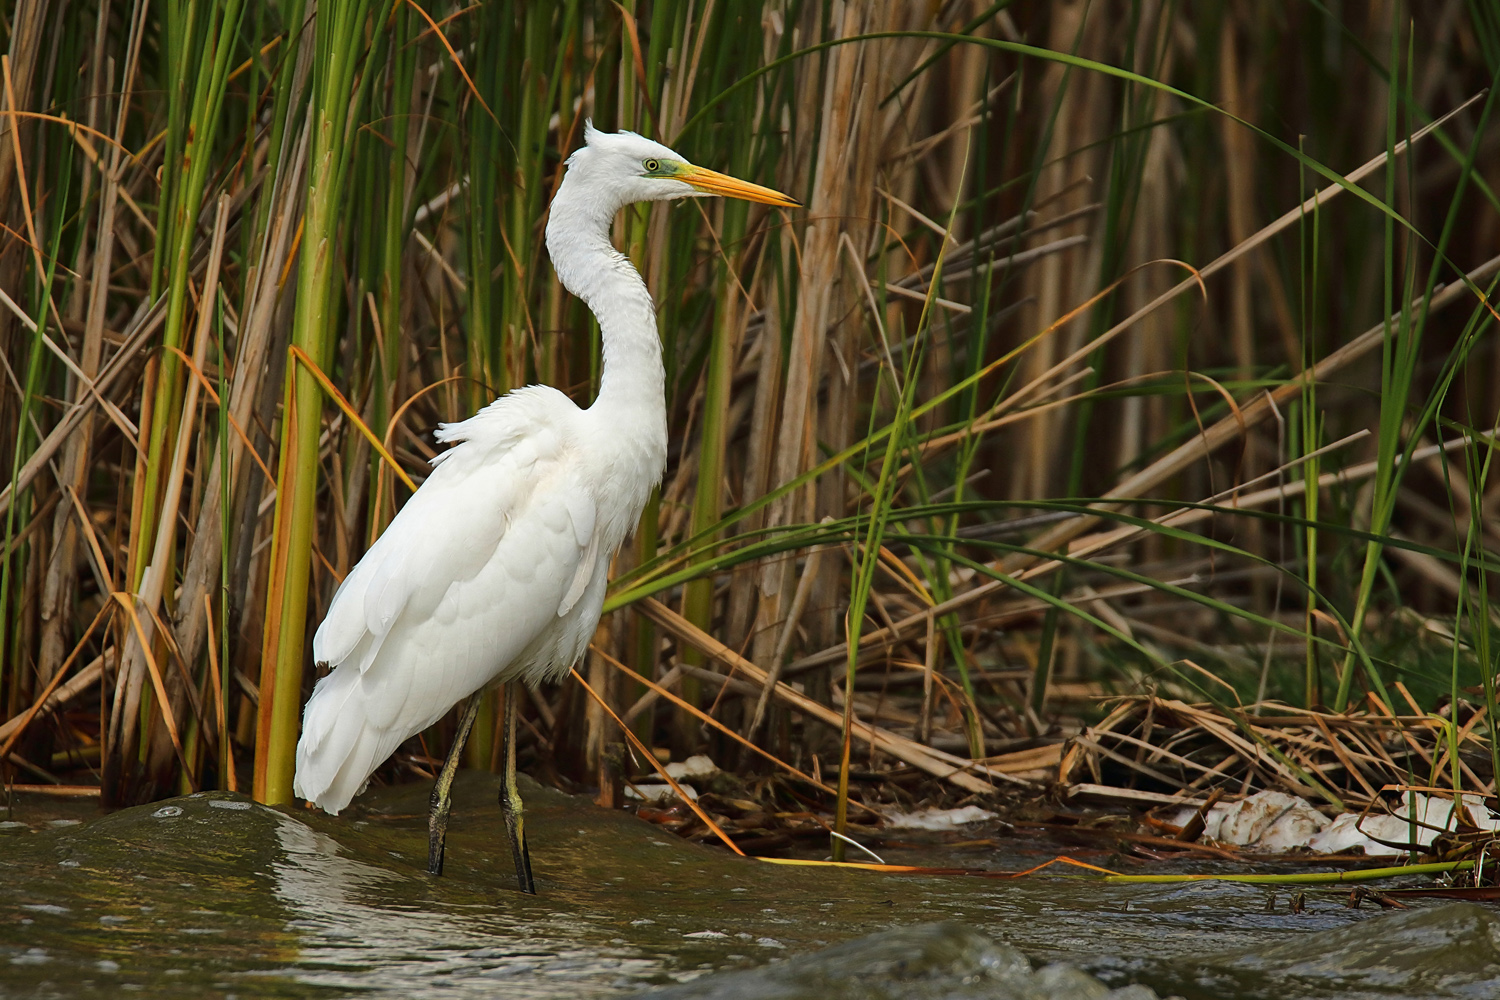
[294,668,401,814]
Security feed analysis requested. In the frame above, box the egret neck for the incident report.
[545,183,667,501]
[546,187,663,410]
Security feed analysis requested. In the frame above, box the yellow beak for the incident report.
[679,164,800,208]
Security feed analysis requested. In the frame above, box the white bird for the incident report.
[292,123,798,893]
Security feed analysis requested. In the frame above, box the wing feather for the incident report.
[558,490,598,616]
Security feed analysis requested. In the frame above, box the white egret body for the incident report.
[292,123,796,890]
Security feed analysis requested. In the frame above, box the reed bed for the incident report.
[1,1,1496,850]
[1059,693,1497,813]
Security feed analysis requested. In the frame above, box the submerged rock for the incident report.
[629,922,1164,999]
[1204,902,1500,992]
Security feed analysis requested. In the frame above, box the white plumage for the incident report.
[293,123,797,822]
[293,386,618,813]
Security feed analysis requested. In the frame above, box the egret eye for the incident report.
[643,158,661,173]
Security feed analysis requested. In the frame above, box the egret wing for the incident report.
[311,387,590,678]
[309,455,516,673]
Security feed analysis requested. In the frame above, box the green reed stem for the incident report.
[256,0,387,804]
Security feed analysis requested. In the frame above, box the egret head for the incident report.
[564,121,799,213]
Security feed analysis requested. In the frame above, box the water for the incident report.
[2,773,1496,998]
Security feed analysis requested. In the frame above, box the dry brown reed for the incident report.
[0,2,1496,829]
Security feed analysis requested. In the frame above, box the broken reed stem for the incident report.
[638,598,1008,796]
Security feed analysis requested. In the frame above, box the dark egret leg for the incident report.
[427,691,482,876]
[500,681,536,894]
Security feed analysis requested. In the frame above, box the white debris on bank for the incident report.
[1182,791,1328,852]
[1308,793,1500,854]
[625,783,698,803]
[885,805,999,830]
[663,755,717,781]
[1167,789,1500,856]
[624,754,719,804]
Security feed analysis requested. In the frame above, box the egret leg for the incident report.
[427,692,482,876]
[500,681,536,894]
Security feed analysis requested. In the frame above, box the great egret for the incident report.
[292,123,798,894]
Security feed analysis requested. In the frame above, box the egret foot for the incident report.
[500,682,536,894]
[427,691,482,876]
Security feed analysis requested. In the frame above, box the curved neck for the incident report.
[545,188,665,415]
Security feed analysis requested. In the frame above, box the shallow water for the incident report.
[2,774,1497,998]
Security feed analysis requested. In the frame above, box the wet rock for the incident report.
[3,772,1478,999]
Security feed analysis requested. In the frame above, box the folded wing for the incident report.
[295,387,598,813]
